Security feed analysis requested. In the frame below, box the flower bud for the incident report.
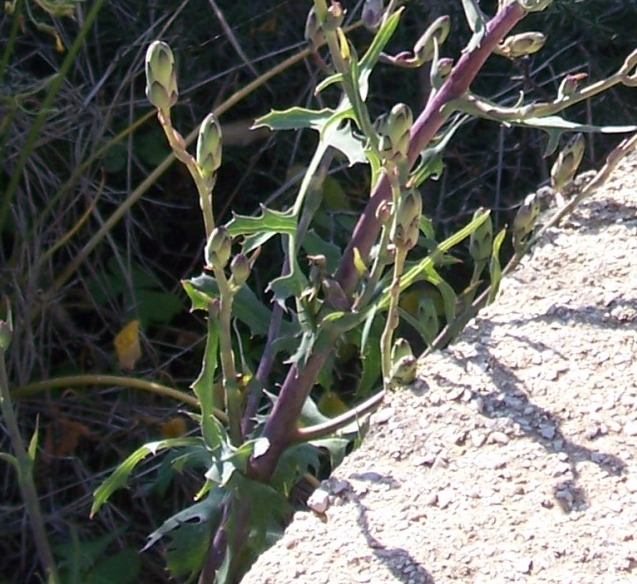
[469,208,493,263]
[496,32,545,59]
[375,103,413,162]
[362,0,384,31]
[145,41,178,112]
[413,16,450,65]
[324,2,345,31]
[230,253,251,288]
[551,133,585,193]
[205,226,232,269]
[390,338,417,386]
[512,193,539,250]
[557,72,587,101]
[391,188,422,250]
[375,200,392,225]
[197,113,223,189]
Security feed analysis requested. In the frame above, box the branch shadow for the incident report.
[339,474,436,584]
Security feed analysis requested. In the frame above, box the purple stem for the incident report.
[247,2,527,482]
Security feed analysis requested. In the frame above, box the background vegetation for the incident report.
[1,0,636,582]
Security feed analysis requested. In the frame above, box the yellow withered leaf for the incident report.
[113,319,142,370]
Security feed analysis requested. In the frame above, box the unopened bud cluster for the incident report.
[413,16,451,65]
[197,114,223,190]
[145,41,178,113]
[390,188,422,251]
[375,103,413,163]
[390,338,417,386]
[496,32,545,59]
[512,193,539,251]
[551,133,585,193]
[205,227,232,270]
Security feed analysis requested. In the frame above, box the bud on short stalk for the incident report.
[496,32,545,59]
[469,208,493,263]
[145,41,178,112]
[512,193,539,249]
[324,1,345,31]
[413,16,450,65]
[205,226,232,269]
[391,188,422,251]
[197,114,223,189]
[557,73,587,101]
[390,338,417,385]
[551,133,585,193]
[229,254,251,289]
[375,103,413,163]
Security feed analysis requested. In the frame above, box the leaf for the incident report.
[301,230,342,274]
[310,437,351,469]
[254,107,334,132]
[227,205,297,238]
[323,120,367,166]
[191,317,224,451]
[520,115,637,134]
[359,9,404,99]
[91,437,202,517]
[460,0,487,52]
[113,320,141,370]
[143,488,226,578]
[0,452,18,472]
[488,228,507,304]
[183,274,276,337]
[268,262,308,309]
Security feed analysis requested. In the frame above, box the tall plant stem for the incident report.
[248,1,528,483]
[0,350,60,584]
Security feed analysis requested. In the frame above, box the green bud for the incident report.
[230,253,251,288]
[197,113,223,188]
[324,2,345,31]
[557,72,587,101]
[391,188,422,250]
[304,7,324,48]
[496,32,545,59]
[469,208,493,263]
[413,16,451,65]
[375,103,413,162]
[362,0,384,31]
[205,226,232,269]
[390,338,417,386]
[551,133,585,193]
[375,200,392,225]
[322,278,351,311]
[145,41,178,112]
[512,193,539,250]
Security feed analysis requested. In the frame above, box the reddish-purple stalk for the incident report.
[200,3,529,581]
[248,1,527,483]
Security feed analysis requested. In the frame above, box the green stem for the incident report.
[157,109,215,235]
[212,269,242,446]
[0,349,60,584]
[10,373,196,406]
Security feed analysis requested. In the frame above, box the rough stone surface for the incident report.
[244,150,637,584]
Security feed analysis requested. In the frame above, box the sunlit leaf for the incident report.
[488,228,507,304]
[91,437,202,517]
